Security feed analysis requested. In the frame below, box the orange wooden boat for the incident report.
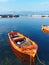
[8,32,38,65]
[42,25,49,33]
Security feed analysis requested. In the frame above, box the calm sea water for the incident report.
[0,17,49,65]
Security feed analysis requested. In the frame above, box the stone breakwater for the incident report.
[0,15,19,18]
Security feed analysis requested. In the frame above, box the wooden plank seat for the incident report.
[13,36,25,41]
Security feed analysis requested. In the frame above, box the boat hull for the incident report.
[42,29,49,33]
[8,32,38,65]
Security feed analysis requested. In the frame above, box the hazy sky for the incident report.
[0,0,49,12]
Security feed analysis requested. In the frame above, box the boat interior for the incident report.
[11,34,33,49]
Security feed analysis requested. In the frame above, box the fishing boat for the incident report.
[8,32,38,65]
[42,25,49,33]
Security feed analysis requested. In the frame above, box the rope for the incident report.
[36,53,46,65]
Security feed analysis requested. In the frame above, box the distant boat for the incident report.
[42,25,49,33]
[8,32,38,65]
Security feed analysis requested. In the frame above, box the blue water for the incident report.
[0,17,49,65]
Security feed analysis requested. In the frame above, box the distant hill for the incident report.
[0,11,49,15]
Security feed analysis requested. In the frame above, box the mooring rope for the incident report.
[36,53,46,65]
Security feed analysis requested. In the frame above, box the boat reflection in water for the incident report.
[8,31,38,65]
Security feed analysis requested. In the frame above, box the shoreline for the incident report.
[0,14,49,18]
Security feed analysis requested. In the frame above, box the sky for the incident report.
[0,0,49,12]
